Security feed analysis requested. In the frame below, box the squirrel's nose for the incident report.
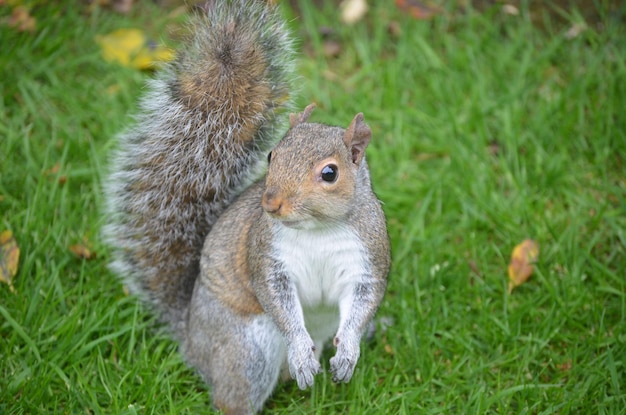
[262,189,283,215]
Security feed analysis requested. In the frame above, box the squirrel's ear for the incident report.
[344,113,371,165]
[289,103,316,127]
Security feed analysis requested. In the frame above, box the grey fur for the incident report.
[183,119,390,413]
[102,0,295,336]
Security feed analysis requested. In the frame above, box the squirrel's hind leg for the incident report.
[184,281,285,415]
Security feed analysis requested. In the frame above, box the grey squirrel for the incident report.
[103,1,390,414]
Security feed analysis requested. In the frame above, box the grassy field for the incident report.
[1,1,625,413]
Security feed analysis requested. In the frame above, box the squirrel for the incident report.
[103,1,390,414]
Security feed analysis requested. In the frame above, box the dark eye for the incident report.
[267,151,272,163]
[320,164,338,183]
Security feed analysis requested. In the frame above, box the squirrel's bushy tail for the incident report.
[103,0,295,336]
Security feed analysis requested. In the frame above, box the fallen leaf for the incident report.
[341,0,368,24]
[565,23,587,40]
[0,230,20,292]
[323,40,342,58]
[395,0,442,20]
[468,260,481,279]
[487,139,502,156]
[501,4,519,16]
[112,0,134,14]
[388,20,402,37]
[384,344,395,355]
[8,6,36,32]
[69,242,96,260]
[507,239,539,293]
[44,163,67,185]
[556,360,572,373]
[96,28,174,70]
[45,163,60,176]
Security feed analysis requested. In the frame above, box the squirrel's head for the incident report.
[262,104,372,230]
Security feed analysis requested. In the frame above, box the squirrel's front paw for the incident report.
[287,340,321,390]
[330,336,360,383]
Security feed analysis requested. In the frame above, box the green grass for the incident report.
[1,1,625,414]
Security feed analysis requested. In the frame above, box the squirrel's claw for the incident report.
[288,339,321,389]
[330,338,360,383]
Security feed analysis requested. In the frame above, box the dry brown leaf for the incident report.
[9,6,36,32]
[44,163,67,185]
[45,163,60,176]
[0,230,20,292]
[507,239,539,293]
[323,40,342,58]
[69,242,96,260]
[387,20,402,37]
[395,0,442,20]
[112,0,134,14]
[557,360,572,373]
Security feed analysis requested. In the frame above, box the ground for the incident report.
[1,1,624,413]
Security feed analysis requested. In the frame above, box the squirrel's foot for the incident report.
[330,335,360,383]
[287,338,321,390]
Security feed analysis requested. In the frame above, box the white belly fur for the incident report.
[273,224,368,344]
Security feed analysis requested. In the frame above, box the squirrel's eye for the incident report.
[267,152,272,163]
[320,164,338,183]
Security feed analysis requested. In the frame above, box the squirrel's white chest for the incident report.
[273,225,367,308]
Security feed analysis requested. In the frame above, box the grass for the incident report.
[1,0,625,413]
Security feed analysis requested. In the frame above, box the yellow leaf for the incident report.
[96,28,174,70]
[507,239,539,293]
[0,230,20,292]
